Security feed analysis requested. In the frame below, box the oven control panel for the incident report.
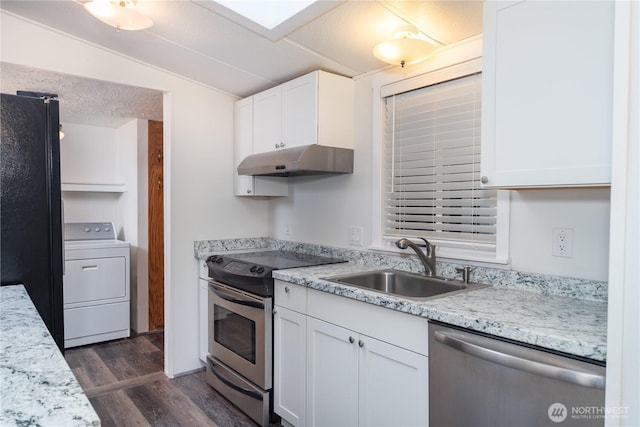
[207,255,271,278]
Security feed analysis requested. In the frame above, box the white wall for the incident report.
[135,120,149,334]
[116,119,141,334]
[605,2,640,423]
[270,39,611,282]
[60,123,118,184]
[509,189,610,280]
[116,119,139,242]
[1,12,270,375]
[60,123,121,227]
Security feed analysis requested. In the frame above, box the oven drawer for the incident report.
[206,356,270,426]
[274,280,306,313]
[63,256,128,304]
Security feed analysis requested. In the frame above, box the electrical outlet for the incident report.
[349,226,363,246]
[552,227,573,258]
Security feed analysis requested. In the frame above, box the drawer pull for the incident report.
[81,265,99,270]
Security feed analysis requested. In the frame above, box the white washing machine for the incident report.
[63,222,130,348]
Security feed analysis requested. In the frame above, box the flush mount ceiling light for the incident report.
[373,25,435,68]
[84,0,153,31]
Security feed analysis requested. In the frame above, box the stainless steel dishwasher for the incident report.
[429,322,606,427]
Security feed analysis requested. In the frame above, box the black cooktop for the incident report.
[223,250,346,270]
[206,250,346,297]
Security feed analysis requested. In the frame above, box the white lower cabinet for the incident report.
[306,318,359,427]
[274,306,307,426]
[306,317,429,427]
[198,278,208,363]
[274,280,429,427]
[358,333,429,427]
[198,259,209,363]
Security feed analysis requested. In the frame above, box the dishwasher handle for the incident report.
[434,330,605,390]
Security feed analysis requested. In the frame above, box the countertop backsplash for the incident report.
[195,237,607,303]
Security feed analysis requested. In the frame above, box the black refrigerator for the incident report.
[1,91,64,350]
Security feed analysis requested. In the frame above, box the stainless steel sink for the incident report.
[323,269,488,301]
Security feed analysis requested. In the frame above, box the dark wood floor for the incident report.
[64,333,258,427]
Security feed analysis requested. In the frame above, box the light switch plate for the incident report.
[349,226,363,246]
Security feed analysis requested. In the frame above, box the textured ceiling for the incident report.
[0,0,483,127]
[0,63,163,128]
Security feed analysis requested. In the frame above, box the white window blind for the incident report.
[383,73,498,254]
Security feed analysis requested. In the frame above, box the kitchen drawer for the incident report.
[307,287,429,356]
[275,280,306,313]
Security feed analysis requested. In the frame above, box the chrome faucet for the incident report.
[396,237,436,276]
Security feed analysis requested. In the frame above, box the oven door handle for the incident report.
[210,286,265,309]
[208,358,264,401]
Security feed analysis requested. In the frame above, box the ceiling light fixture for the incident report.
[84,0,153,31]
[373,25,435,68]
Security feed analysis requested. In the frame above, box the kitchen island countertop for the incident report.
[0,285,100,426]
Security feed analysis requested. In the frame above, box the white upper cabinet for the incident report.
[252,70,354,154]
[481,1,614,188]
[253,86,282,155]
[281,72,317,150]
[233,97,288,197]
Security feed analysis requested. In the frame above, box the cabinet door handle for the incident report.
[284,286,290,293]
[348,336,355,344]
[358,340,364,348]
[481,176,489,184]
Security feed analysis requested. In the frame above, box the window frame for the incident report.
[371,44,510,264]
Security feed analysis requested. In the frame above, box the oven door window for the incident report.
[214,305,256,364]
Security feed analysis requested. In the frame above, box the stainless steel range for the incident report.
[205,250,346,426]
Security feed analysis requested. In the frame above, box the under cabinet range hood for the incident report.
[237,145,354,177]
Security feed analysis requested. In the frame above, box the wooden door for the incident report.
[148,120,164,331]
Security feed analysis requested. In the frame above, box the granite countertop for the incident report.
[272,262,608,362]
[195,238,608,362]
[0,285,100,426]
